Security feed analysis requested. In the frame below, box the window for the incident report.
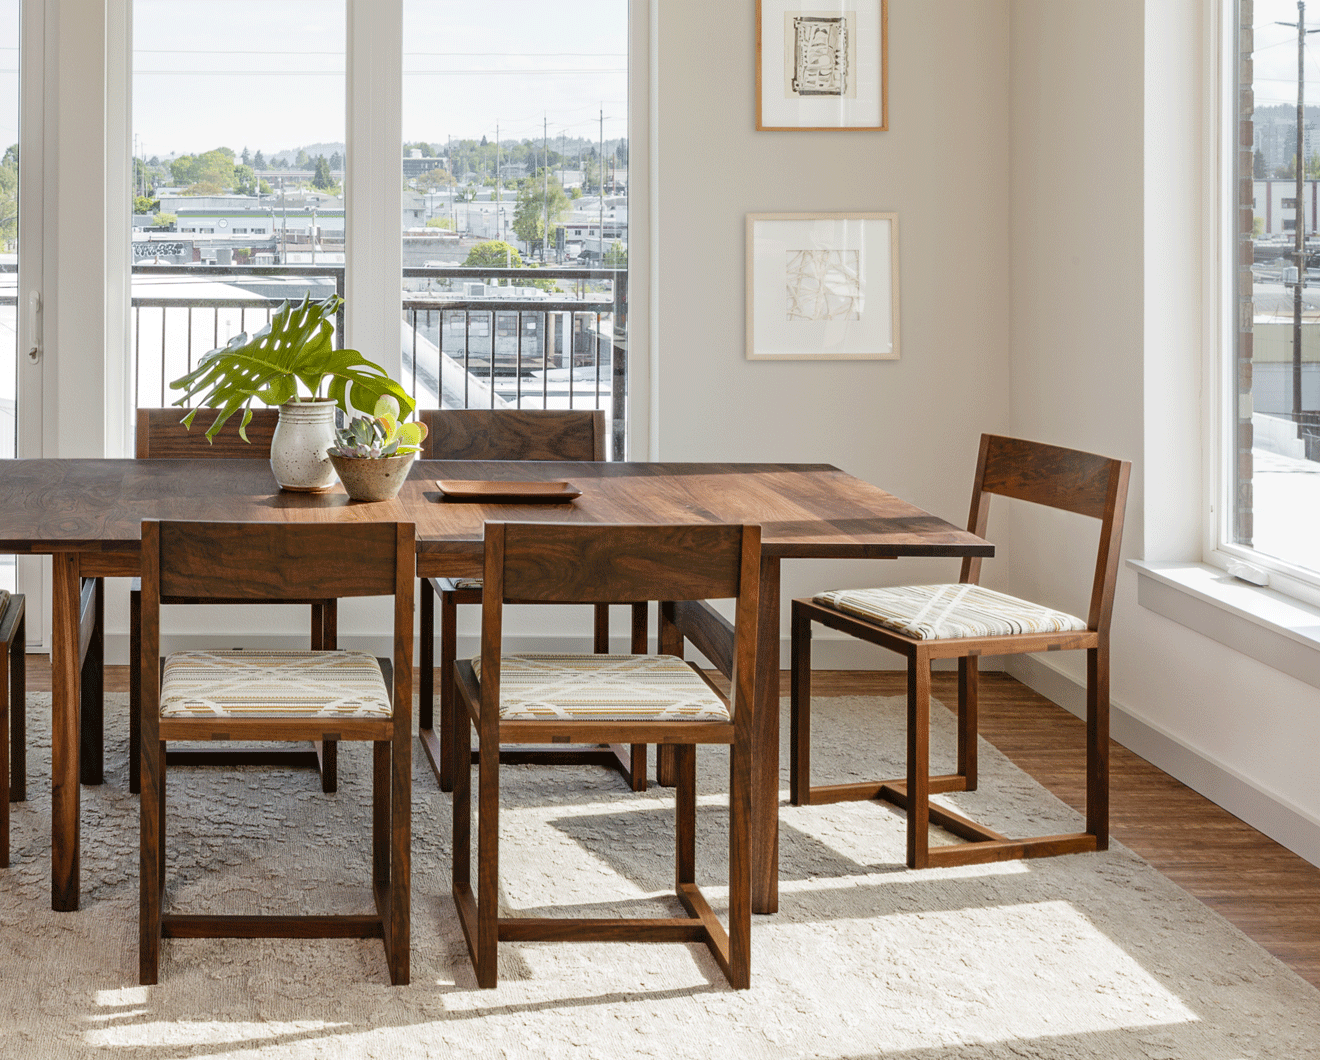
[1223,0,1320,602]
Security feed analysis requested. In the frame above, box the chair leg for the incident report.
[789,602,812,806]
[674,744,696,886]
[419,577,435,731]
[8,609,23,804]
[389,714,411,985]
[140,739,163,985]
[1,635,10,868]
[906,654,932,870]
[438,592,459,792]
[476,718,499,989]
[129,588,141,795]
[80,578,104,786]
[373,741,390,887]
[1087,643,1110,851]
[312,602,338,794]
[728,732,752,989]
[957,655,979,791]
[628,602,648,790]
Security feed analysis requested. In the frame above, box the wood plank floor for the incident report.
[23,660,1320,991]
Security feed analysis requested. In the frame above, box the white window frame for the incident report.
[1206,0,1320,611]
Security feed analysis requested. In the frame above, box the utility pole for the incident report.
[599,108,605,264]
[1281,3,1320,422]
[495,123,501,242]
[544,114,550,262]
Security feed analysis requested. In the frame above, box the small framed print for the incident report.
[746,212,899,361]
[756,0,888,131]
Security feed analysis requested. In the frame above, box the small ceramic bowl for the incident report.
[328,452,416,502]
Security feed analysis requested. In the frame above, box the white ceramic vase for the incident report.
[270,399,339,492]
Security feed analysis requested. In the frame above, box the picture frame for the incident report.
[746,212,899,361]
[756,0,888,131]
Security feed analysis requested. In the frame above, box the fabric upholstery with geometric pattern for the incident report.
[159,650,393,719]
[813,583,1089,641]
[471,653,730,721]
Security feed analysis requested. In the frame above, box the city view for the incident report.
[128,0,630,451]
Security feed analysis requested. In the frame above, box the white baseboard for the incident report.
[1005,654,1320,869]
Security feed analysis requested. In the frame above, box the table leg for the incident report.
[751,555,780,915]
[52,553,81,911]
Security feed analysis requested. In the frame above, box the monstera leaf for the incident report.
[170,293,415,442]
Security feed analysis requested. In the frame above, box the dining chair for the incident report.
[790,434,1130,870]
[452,521,760,989]
[125,408,340,794]
[138,519,412,985]
[418,408,648,792]
[0,592,26,868]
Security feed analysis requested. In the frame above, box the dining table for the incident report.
[0,456,992,917]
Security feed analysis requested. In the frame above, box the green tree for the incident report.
[170,147,235,189]
[253,149,266,169]
[295,148,309,167]
[0,143,16,247]
[425,216,453,230]
[312,155,334,190]
[232,163,258,195]
[512,173,571,252]
[183,180,225,196]
[463,239,523,271]
[240,146,251,166]
[153,212,176,228]
[329,150,343,171]
[133,195,157,215]
[603,240,628,268]
[414,167,455,193]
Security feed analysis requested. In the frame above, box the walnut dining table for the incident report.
[0,457,992,916]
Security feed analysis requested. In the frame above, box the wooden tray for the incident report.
[435,479,582,503]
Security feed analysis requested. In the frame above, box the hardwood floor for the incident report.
[21,660,1320,990]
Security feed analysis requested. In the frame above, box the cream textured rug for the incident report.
[2,691,1319,1059]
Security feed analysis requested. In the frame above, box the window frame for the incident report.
[1209,0,1320,610]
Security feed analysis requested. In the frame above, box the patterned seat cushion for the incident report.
[471,653,730,722]
[160,650,392,719]
[453,577,484,590]
[813,584,1088,641]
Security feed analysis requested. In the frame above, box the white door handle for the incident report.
[25,290,40,363]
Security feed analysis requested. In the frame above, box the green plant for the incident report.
[170,292,415,442]
[327,405,428,459]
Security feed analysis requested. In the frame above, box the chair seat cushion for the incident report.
[160,650,392,719]
[813,584,1088,641]
[472,653,731,722]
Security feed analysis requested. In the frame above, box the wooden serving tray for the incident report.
[435,480,583,503]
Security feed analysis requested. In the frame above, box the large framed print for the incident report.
[756,0,888,131]
[746,212,899,361]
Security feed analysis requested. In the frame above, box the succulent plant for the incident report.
[327,404,429,460]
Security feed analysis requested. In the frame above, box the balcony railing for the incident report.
[130,263,628,460]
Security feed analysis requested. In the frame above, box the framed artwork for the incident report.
[746,212,899,361]
[756,0,888,131]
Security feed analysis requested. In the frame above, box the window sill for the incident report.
[1130,559,1320,690]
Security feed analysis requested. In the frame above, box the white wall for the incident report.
[1006,0,1320,866]
[655,0,1013,662]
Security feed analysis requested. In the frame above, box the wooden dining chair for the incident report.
[138,519,412,986]
[0,592,26,868]
[790,434,1130,870]
[124,408,340,794]
[453,521,760,989]
[418,408,648,792]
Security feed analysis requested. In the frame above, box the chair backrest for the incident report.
[136,408,280,459]
[961,434,1131,635]
[139,520,415,708]
[479,521,761,727]
[420,409,605,462]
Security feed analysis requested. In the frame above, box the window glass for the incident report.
[401,0,629,455]
[1233,0,1320,576]
[131,0,346,411]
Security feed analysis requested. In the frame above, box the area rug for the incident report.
[2,691,1319,1059]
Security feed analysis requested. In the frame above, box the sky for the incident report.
[1253,0,1320,110]
[132,0,627,161]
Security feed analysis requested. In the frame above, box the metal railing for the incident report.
[130,263,628,460]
